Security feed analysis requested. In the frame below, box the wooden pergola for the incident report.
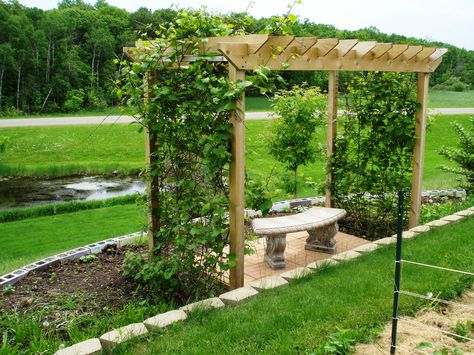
[125,35,447,290]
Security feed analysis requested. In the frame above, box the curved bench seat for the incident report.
[251,207,347,270]
[252,207,346,236]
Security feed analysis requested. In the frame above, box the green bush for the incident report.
[245,177,275,216]
[63,89,85,112]
[438,119,474,192]
[268,85,326,198]
[433,77,469,92]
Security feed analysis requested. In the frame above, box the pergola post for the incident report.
[144,71,160,253]
[228,64,246,289]
[409,72,430,228]
[325,71,338,208]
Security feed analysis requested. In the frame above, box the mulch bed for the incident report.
[1,245,148,318]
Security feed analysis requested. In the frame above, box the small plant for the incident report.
[453,319,474,341]
[2,285,15,295]
[416,341,464,354]
[79,254,97,263]
[245,177,276,216]
[439,119,474,192]
[268,85,326,198]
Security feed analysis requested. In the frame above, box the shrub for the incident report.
[433,76,469,92]
[268,85,326,198]
[245,177,275,216]
[63,89,85,112]
[331,72,418,240]
[438,119,474,192]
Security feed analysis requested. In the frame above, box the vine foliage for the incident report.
[117,10,254,303]
[331,72,419,240]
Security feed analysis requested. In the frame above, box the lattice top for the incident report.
[125,34,447,73]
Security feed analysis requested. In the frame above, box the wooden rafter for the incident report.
[125,35,448,73]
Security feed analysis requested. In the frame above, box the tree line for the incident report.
[0,0,472,115]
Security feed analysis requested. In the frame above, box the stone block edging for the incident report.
[0,232,145,287]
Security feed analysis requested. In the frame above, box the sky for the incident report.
[19,0,474,50]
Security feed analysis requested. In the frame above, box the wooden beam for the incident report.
[325,71,338,208]
[144,71,160,253]
[409,72,430,228]
[228,65,246,290]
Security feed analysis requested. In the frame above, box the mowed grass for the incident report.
[112,217,474,354]
[428,90,474,108]
[0,115,471,192]
[0,204,146,274]
[246,90,474,112]
[0,123,145,176]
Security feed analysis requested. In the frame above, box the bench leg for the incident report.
[305,223,338,254]
[264,234,286,270]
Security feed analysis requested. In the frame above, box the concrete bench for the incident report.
[252,207,346,269]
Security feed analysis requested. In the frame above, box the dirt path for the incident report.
[355,288,474,354]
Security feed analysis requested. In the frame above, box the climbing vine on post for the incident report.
[117,10,254,302]
[331,72,418,240]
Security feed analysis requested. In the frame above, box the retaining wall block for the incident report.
[144,309,187,330]
[54,338,102,355]
[409,225,431,234]
[332,250,361,262]
[29,256,59,272]
[279,267,312,282]
[180,297,225,313]
[307,258,338,269]
[426,219,450,228]
[352,243,379,254]
[249,275,289,290]
[441,214,464,222]
[402,231,417,239]
[219,287,259,305]
[0,268,29,286]
[99,323,148,351]
[114,233,145,248]
[455,210,474,217]
[374,237,397,245]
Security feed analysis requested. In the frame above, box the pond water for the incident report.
[0,176,146,210]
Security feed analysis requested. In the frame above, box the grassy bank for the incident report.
[0,115,469,194]
[2,216,472,354]
[0,194,143,223]
[0,204,145,275]
[0,124,144,176]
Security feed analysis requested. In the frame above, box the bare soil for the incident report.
[355,288,474,354]
[1,245,150,323]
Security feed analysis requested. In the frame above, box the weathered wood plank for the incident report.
[228,65,246,290]
[326,71,338,208]
[409,72,430,228]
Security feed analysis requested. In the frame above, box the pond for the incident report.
[0,176,146,210]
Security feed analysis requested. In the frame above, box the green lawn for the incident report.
[0,204,145,275]
[0,124,145,176]
[428,90,474,108]
[109,217,474,354]
[246,90,474,111]
[0,115,470,192]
